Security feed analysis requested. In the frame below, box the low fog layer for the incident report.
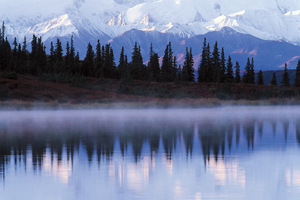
[0,106,299,134]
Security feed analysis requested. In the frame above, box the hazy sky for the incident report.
[0,0,73,17]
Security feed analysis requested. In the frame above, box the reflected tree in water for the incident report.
[283,120,289,142]
[199,123,226,165]
[243,119,255,150]
[226,123,234,151]
[149,132,160,159]
[235,122,241,146]
[82,134,95,164]
[296,121,300,144]
[0,113,299,182]
[162,127,179,160]
[95,131,115,165]
[257,121,263,138]
[183,126,194,158]
[65,133,80,167]
[31,134,47,171]
[271,120,277,136]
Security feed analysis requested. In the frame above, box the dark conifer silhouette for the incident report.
[148,43,160,82]
[130,42,146,80]
[257,70,264,85]
[226,55,234,83]
[161,42,175,82]
[270,72,278,86]
[234,61,241,83]
[249,58,255,84]
[182,47,195,82]
[219,47,226,83]
[294,60,300,87]
[281,63,290,86]
[242,58,252,84]
[82,42,94,76]
[212,41,220,82]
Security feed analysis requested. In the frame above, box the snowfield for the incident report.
[1,0,300,44]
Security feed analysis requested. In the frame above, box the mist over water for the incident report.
[1,106,300,200]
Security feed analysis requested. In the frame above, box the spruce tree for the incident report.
[294,60,300,87]
[49,42,55,63]
[120,55,133,85]
[109,46,116,74]
[65,41,70,66]
[212,41,220,82]
[249,57,255,84]
[172,56,178,82]
[281,63,290,86]
[12,37,18,59]
[47,41,55,73]
[182,47,194,82]
[70,35,75,65]
[177,64,182,82]
[198,38,207,82]
[226,55,234,83]
[152,53,160,82]
[29,35,38,74]
[83,42,94,76]
[53,38,64,74]
[198,38,213,82]
[55,38,63,62]
[3,38,11,70]
[15,43,22,73]
[1,22,4,42]
[270,72,278,86]
[206,43,213,82]
[22,36,27,63]
[242,58,251,83]
[130,42,145,80]
[94,40,102,77]
[148,44,160,82]
[256,70,264,85]
[36,36,47,74]
[118,46,125,78]
[220,47,226,83]
[30,34,37,62]
[10,37,18,72]
[234,61,241,83]
[161,42,174,82]
[168,42,174,80]
[102,44,116,79]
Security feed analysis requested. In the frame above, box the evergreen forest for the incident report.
[0,22,300,101]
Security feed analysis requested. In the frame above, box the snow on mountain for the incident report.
[2,0,300,40]
[2,0,300,42]
[1,0,300,68]
[108,0,300,43]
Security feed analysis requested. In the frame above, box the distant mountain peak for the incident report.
[140,14,155,25]
[193,12,206,23]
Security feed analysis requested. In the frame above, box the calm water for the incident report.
[0,106,300,200]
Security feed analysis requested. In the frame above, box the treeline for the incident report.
[1,22,300,87]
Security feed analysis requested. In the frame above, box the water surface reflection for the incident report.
[0,107,300,199]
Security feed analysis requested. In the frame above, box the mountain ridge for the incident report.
[1,0,300,69]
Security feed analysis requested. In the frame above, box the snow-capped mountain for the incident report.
[1,0,300,69]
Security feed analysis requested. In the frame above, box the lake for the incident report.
[0,106,300,200]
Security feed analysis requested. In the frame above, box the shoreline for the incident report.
[1,98,300,110]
